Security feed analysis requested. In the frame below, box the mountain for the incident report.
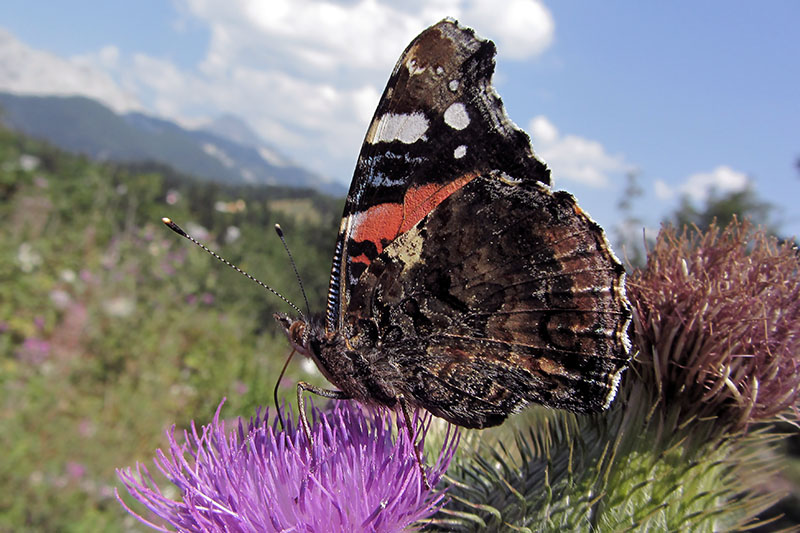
[199,114,270,151]
[198,114,295,169]
[0,92,345,195]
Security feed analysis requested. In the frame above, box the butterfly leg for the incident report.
[296,381,351,448]
[398,395,431,490]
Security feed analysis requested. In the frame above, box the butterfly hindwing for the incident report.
[343,174,631,427]
[326,19,551,331]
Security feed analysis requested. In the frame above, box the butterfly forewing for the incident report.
[326,19,551,332]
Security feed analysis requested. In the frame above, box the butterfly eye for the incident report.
[289,321,306,346]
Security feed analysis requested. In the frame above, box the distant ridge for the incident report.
[0,92,345,196]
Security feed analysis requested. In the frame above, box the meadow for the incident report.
[0,127,343,530]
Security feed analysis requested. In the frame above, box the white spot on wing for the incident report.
[454,145,467,159]
[406,58,425,75]
[444,102,470,130]
[366,112,429,144]
[448,79,459,92]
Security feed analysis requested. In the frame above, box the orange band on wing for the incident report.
[350,202,404,257]
[350,172,478,259]
[399,172,477,234]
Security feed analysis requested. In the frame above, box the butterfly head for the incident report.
[274,312,335,361]
[273,313,312,357]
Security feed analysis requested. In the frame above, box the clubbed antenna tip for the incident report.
[162,217,188,238]
[160,216,305,319]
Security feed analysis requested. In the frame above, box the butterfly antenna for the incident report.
[273,348,297,431]
[162,217,305,319]
[274,224,312,319]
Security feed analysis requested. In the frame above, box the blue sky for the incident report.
[1,1,798,239]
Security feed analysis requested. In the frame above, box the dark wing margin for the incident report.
[344,174,632,428]
[326,18,551,332]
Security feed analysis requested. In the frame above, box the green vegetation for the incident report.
[0,127,342,531]
[671,184,774,236]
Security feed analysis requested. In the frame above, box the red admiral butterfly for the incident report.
[275,18,631,450]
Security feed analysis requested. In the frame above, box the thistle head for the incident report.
[627,219,800,430]
[117,400,459,532]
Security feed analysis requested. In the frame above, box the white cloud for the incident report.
[654,179,673,200]
[186,0,453,79]
[0,1,555,183]
[184,0,552,77]
[681,165,749,201]
[462,0,554,58]
[529,115,558,144]
[528,115,627,187]
[653,165,749,205]
[0,28,141,113]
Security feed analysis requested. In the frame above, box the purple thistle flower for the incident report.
[117,400,459,532]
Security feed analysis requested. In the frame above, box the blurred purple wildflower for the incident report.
[167,249,187,265]
[78,418,96,438]
[79,269,94,283]
[117,400,459,532]
[17,337,51,364]
[233,381,248,396]
[66,461,87,481]
[160,262,177,277]
[166,189,181,205]
[628,220,800,430]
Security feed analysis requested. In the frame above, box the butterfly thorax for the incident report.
[273,312,400,408]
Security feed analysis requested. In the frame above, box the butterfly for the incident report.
[274,16,631,470]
